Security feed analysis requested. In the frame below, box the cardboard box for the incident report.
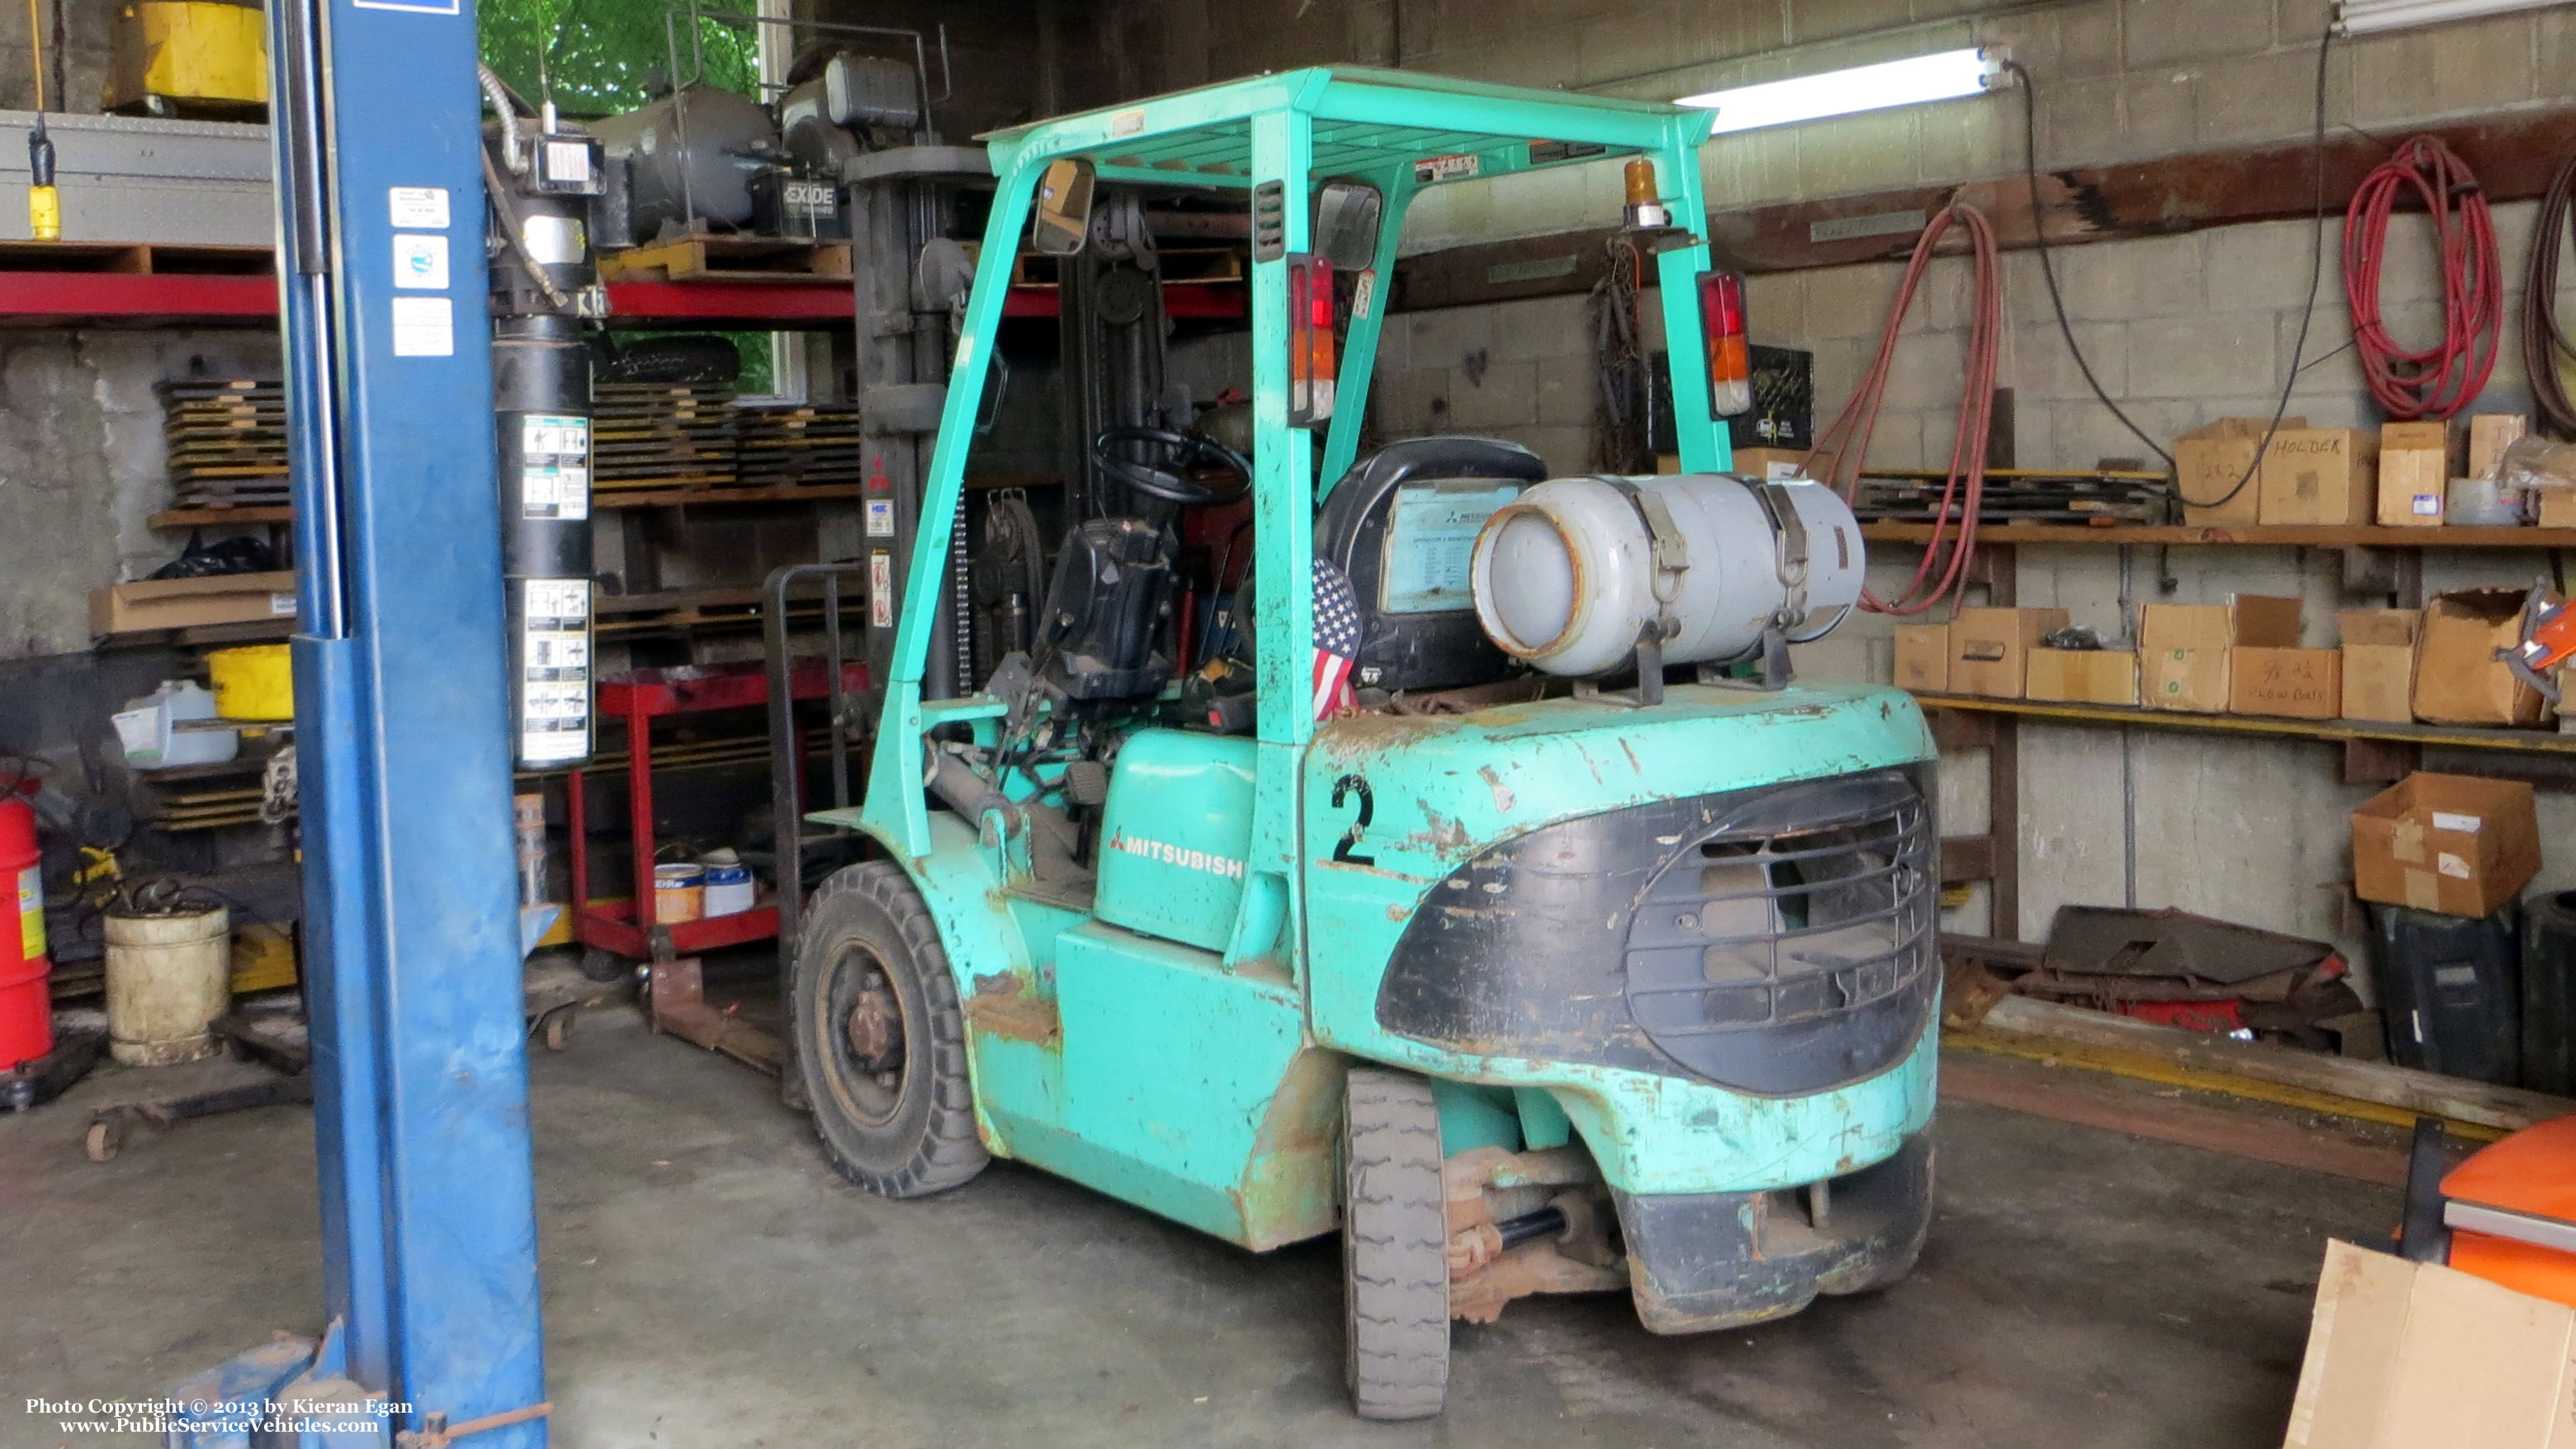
[2543,490,2576,530]
[2340,609,2421,723]
[2025,648,2139,705]
[2282,1239,2576,1449]
[2261,428,2381,527]
[2351,772,2541,918]
[2177,417,2303,526]
[1728,447,1811,481]
[2139,595,2303,712]
[2469,413,2529,481]
[89,571,298,637]
[2415,588,2555,727]
[1893,624,1950,693]
[1947,608,2070,698]
[2230,646,2343,718]
[2376,421,2454,528]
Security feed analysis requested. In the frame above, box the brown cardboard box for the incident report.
[2376,421,2454,528]
[2469,413,2529,481]
[2543,490,2576,529]
[2139,595,2303,712]
[2351,772,2541,917]
[2025,648,2139,705]
[1893,624,1950,693]
[2261,428,2381,526]
[2230,647,2343,718]
[2282,1239,2576,1449]
[89,571,298,637]
[1728,447,1811,480]
[2340,609,2421,723]
[1947,608,2071,698]
[2177,417,2303,526]
[2414,588,2555,727]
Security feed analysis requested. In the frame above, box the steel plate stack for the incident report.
[590,381,737,492]
[160,379,290,509]
[733,403,862,488]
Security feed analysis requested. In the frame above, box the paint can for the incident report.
[105,904,230,1066]
[701,856,754,918]
[653,863,706,924]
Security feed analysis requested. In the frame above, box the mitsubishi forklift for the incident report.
[790,67,1940,1419]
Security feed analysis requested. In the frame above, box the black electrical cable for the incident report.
[2011,39,2334,512]
[2524,152,2576,438]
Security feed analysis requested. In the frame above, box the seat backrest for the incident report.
[1314,437,1548,694]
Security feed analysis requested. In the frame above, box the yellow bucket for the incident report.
[207,643,293,720]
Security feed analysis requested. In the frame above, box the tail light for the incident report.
[1288,255,1335,427]
[1699,269,1752,418]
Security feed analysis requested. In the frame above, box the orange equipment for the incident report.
[2401,1115,2576,1309]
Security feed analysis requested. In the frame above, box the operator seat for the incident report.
[1314,436,1548,694]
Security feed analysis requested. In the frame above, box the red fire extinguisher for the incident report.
[1,785,52,1071]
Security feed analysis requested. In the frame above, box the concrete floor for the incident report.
[2,1002,2396,1449]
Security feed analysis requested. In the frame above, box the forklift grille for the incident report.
[1622,775,1934,1069]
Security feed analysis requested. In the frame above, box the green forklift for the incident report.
[792,66,1939,1419]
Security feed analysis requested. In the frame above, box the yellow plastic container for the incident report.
[105,2,270,112]
[207,643,293,720]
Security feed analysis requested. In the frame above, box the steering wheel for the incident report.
[1090,425,1252,506]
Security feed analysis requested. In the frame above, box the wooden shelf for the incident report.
[149,485,866,530]
[1912,692,2576,755]
[1863,522,2576,548]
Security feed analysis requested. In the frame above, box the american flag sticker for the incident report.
[1312,559,1361,721]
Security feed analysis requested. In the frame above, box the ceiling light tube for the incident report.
[2337,0,2562,34]
[1677,46,2011,135]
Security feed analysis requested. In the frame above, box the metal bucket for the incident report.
[105,905,230,1065]
[653,864,706,924]
[702,859,754,918]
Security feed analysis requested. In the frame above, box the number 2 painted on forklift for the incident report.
[1331,774,1376,866]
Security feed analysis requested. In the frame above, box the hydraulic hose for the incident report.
[1809,201,2004,618]
[2525,153,2576,438]
[2344,135,2501,421]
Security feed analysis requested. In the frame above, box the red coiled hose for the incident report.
[2344,135,2502,421]
[1811,201,2004,618]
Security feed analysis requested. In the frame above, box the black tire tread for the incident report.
[796,860,987,1198]
[1343,1067,1449,1420]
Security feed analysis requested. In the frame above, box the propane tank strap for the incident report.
[1749,481,1812,627]
[1598,477,1690,626]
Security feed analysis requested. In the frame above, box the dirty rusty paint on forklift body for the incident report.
[813,66,1938,1324]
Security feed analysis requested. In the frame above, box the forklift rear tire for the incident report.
[793,862,988,1198]
[1342,1068,1449,1420]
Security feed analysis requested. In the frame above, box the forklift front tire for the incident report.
[1342,1068,1450,1420]
[793,862,988,1198]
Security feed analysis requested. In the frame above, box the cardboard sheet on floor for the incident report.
[2283,1239,2576,1449]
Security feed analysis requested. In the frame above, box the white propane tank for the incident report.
[1469,474,1863,679]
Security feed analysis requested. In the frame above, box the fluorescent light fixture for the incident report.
[1677,46,2011,135]
[2337,0,2560,33]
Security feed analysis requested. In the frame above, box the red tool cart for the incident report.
[565,658,866,1069]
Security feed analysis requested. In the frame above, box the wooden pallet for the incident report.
[598,235,853,285]
[0,240,276,276]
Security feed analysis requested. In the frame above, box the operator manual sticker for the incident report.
[1381,483,1520,613]
[519,579,592,763]
[390,296,453,357]
[520,415,592,519]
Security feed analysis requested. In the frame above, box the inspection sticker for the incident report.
[388,187,450,230]
[390,296,452,357]
[865,499,896,537]
[520,415,592,519]
[393,233,448,289]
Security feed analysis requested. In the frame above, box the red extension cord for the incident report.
[1811,202,2004,617]
[2344,135,2502,421]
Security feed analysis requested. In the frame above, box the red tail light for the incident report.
[1288,255,1335,427]
[1699,269,1751,418]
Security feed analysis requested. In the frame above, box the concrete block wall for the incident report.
[0,330,281,661]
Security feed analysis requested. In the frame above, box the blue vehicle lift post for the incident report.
[168,0,551,1442]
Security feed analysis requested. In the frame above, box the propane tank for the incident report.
[0,792,52,1071]
[1470,473,1862,679]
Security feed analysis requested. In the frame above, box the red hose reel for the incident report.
[2345,135,2503,422]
